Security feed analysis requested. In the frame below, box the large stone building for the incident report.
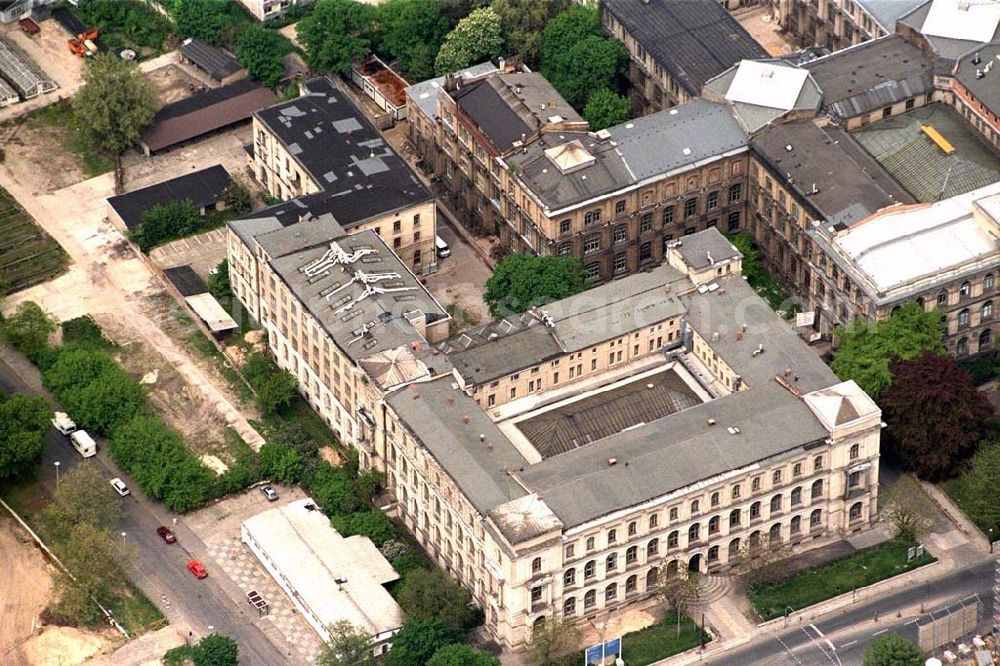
[772,0,925,51]
[382,228,882,647]
[234,0,312,22]
[249,77,437,275]
[601,0,768,114]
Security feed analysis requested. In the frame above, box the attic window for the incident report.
[544,140,596,175]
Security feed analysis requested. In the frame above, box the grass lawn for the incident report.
[621,613,708,665]
[0,186,69,294]
[1,477,165,636]
[942,476,996,536]
[25,102,115,178]
[749,540,937,621]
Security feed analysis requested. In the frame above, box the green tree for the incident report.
[540,6,626,108]
[171,0,249,49]
[881,351,992,480]
[43,348,119,397]
[0,394,51,481]
[831,303,946,400]
[491,0,570,69]
[130,200,202,252]
[73,55,157,156]
[316,620,374,666]
[484,253,587,317]
[3,301,54,362]
[879,475,937,545]
[863,633,923,666]
[254,368,299,414]
[654,567,702,617]
[303,462,363,516]
[330,509,395,546]
[435,7,503,75]
[354,469,384,502]
[60,522,126,606]
[193,634,239,666]
[222,179,252,214]
[960,439,1000,535]
[428,643,501,666]
[43,464,122,541]
[207,260,232,301]
[377,0,451,81]
[259,442,304,484]
[297,0,376,74]
[394,567,480,633]
[385,618,461,666]
[583,88,628,130]
[237,25,293,87]
[71,368,147,435]
[525,612,581,666]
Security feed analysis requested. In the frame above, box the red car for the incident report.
[187,559,208,579]
[156,526,176,544]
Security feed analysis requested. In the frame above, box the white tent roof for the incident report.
[804,380,880,431]
[724,60,810,111]
[184,293,238,333]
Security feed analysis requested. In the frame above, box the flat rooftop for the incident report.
[404,61,498,121]
[512,364,703,459]
[106,165,230,230]
[254,77,431,227]
[853,103,1000,202]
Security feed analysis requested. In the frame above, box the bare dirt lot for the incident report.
[0,514,53,662]
[0,111,89,193]
[145,63,201,107]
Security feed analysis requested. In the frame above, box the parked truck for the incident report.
[51,411,76,435]
[69,430,97,458]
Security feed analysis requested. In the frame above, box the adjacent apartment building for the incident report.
[249,77,437,274]
[235,0,312,22]
[772,0,925,51]
[601,0,768,114]
[381,228,882,647]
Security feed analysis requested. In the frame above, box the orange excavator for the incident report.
[67,28,99,57]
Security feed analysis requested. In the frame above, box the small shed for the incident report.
[179,38,246,86]
[106,165,231,231]
[185,293,238,336]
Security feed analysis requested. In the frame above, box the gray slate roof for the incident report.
[404,62,498,122]
[608,99,749,183]
[386,377,529,515]
[703,61,824,133]
[954,41,1000,119]
[751,119,913,227]
[180,38,242,82]
[674,230,742,271]
[603,0,768,97]
[858,0,927,31]
[898,1,1000,63]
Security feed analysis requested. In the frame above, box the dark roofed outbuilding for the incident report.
[140,80,277,155]
[179,38,245,84]
[106,165,231,231]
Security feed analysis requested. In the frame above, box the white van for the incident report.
[435,235,451,258]
[52,412,77,436]
[70,430,97,458]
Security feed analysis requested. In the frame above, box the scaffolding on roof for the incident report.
[0,37,56,100]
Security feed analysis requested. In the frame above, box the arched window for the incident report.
[626,545,638,565]
[646,567,659,590]
[708,516,720,534]
[749,530,761,549]
[770,494,782,514]
[688,523,700,542]
[532,557,541,574]
[750,501,761,519]
[916,297,925,310]
[728,537,740,558]
[628,520,637,536]
[849,444,860,460]
[708,545,719,562]
[667,530,678,548]
[729,509,741,527]
[626,575,637,594]
[937,290,948,306]
[666,559,679,575]
[850,502,863,521]
[690,499,700,514]
[961,281,971,298]
[791,486,802,505]
[564,597,576,616]
[986,274,996,291]
[810,508,822,527]
[959,309,970,327]
[586,536,595,551]
[533,616,545,628]
[981,329,992,350]
[606,553,617,572]
[790,515,802,534]
[984,301,994,320]
[648,538,660,556]
[958,337,970,355]
[584,590,596,608]
[564,568,575,587]
[584,560,596,579]
[811,479,823,499]
[605,583,617,601]
[769,523,782,542]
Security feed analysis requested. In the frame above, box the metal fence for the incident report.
[913,594,984,653]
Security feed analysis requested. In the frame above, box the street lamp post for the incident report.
[54,461,60,488]
[121,531,127,557]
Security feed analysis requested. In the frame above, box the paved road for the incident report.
[704,559,996,665]
[0,357,289,664]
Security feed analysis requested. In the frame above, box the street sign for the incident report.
[604,637,622,660]
[585,643,604,665]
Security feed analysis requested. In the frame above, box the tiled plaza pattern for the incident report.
[206,535,324,663]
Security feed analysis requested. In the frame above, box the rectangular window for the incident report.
[393,220,401,234]
[584,234,601,254]
[614,225,627,244]
[558,242,571,256]
[729,183,742,203]
[639,242,652,262]
[585,263,601,281]
[707,191,719,210]
[663,206,675,225]
[615,200,626,216]
[614,253,626,273]
[560,219,571,234]
[727,210,740,231]
[684,198,698,218]
[639,213,652,233]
